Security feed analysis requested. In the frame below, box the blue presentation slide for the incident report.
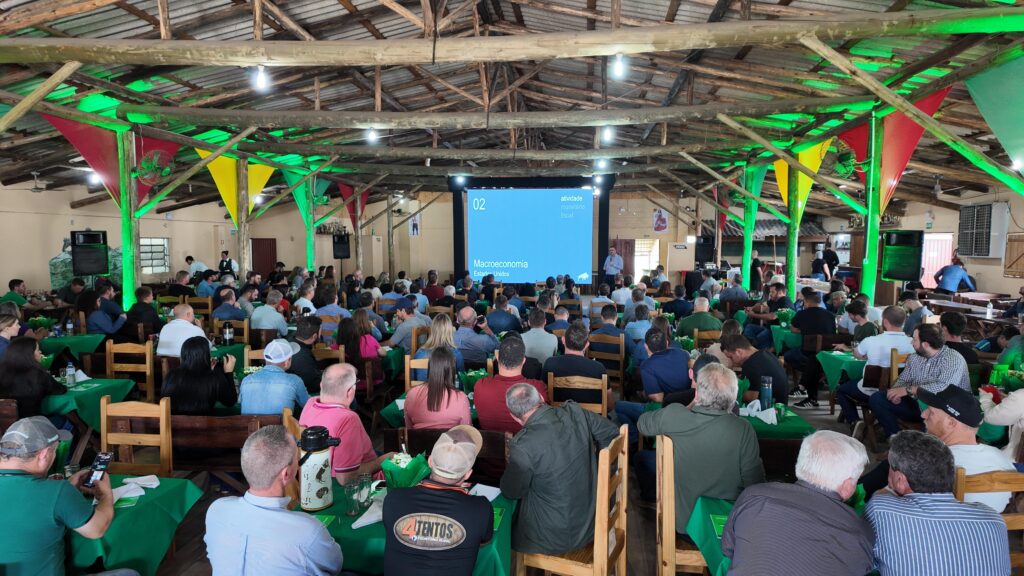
[467,188,594,283]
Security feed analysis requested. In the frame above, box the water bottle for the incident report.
[986,301,994,319]
[65,362,76,388]
[65,317,74,335]
[759,376,773,411]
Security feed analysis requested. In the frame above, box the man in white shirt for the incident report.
[521,308,558,365]
[186,255,208,279]
[156,303,208,357]
[611,275,633,306]
[920,386,1015,512]
[251,290,290,337]
[835,306,915,434]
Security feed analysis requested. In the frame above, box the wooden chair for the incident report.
[953,466,1024,569]
[588,308,605,328]
[654,296,674,304]
[452,293,468,303]
[244,346,265,369]
[693,328,722,349]
[157,295,183,307]
[547,373,608,417]
[212,318,249,347]
[318,315,340,342]
[561,299,582,319]
[312,345,345,366]
[106,340,156,402]
[0,399,18,433]
[656,435,708,575]
[77,311,87,335]
[799,334,853,415]
[404,355,430,392]
[552,328,567,340]
[856,365,885,452]
[520,295,538,308]
[250,328,280,349]
[587,333,625,390]
[131,322,155,344]
[890,349,911,387]
[377,299,398,316]
[427,305,454,320]
[409,325,429,358]
[99,395,172,477]
[516,424,628,576]
[186,295,212,316]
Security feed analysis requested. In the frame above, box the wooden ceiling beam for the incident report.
[0,0,120,36]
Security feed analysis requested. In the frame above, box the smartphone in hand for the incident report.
[83,452,113,488]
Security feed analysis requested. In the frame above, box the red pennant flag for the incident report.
[837,87,952,213]
[337,182,363,231]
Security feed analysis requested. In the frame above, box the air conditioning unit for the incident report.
[958,202,1009,259]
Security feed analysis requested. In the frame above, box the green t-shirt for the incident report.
[0,471,95,575]
[0,291,27,307]
[853,321,879,342]
[676,312,724,337]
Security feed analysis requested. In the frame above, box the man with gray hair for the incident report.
[637,363,764,528]
[500,383,619,555]
[205,425,344,575]
[250,289,289,337]
[676,296,722,337]
[722,431,873,575]
[453,305,499,365]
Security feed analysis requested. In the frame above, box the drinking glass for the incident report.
[358,473,373,510]
[344,482,361,516]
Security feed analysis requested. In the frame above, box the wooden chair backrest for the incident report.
[452,293,468,302]
[312,345,344,365]
[318,316,340,341]
[404,355,431,392]
[486,358,494,377]
[100,395,172,477]
[382,427,512,465]
[186,295,212,315]
[954,467,1024,534]
[244,346,265,369]
[890,349,911,387]
[693,329,722,349]
[801,333,853,354]
[560,299,582,318]
[409,325,429,358]
[862,365,885,391]
[0,399,18,433]
[131,322,154,344]
[213,318,250,347]
[427,305,453,320]
[587,333,625,385]
[923,314,941,325]
[377,299,398,316]
[657,435,707,574]
[157,295,183,306]
[77,311,87,335]
[519,296,538,307]
[654,296,674,304]
[547,373,608,416]
[551,328,567,340]
[251,328,280,349]
[106,339,156,402]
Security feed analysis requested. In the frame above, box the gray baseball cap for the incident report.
[0,416,72,456]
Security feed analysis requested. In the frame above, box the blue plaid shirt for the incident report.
[239,365,309,415]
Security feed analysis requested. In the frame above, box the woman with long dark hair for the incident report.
[0,336,66,417]
[403,347,470,429]
[161,336,237,415]
[79,288,127,337]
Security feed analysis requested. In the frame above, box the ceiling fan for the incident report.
[932,175,965,199]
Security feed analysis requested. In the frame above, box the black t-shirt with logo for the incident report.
[383,480,493,576]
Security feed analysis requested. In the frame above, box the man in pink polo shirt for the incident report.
[299,363,394,482]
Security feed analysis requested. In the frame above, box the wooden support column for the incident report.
[861,110,883,305]
[355,199,364,272]
[386,197,396,278]
[117,130,141,309]
[305,177,316,271]
[237,158,251,279]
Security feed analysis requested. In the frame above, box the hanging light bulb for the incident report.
[254,65,269,91]
[454,175,467,186]
[1013,159,1022,171]
[88,171,101,185]
[594,174,604,184]
[596,159,609,170]
[612,53,626,79]
[253,195,264,205]
[366,129,379,144]
[602,126,615,143]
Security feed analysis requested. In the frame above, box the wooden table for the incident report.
[927,300,989,315]
[955,292,1010,306]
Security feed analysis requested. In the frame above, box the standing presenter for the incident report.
[603,246,624,286]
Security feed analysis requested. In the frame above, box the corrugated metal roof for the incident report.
[707,218,829,237]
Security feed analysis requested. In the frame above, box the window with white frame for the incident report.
[634,239,661,280]
[140,237,170,275]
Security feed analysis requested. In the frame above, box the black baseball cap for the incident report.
[918,386,983,428]
[395,298,416,312]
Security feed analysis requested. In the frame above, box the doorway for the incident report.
[251,238,278,279]
[920,233,954,289]
[634,239,661,281]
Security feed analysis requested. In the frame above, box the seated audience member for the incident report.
[786,291,837,409]
[1000,285,1024,319]
[408,282,429,314]
[412,314,466,380]
[590,304,625,369]
[205,425,343,575]
[705,319,741,368]
[251,290,290,337]
[293,279,318,316]
[288,317,322,395]
[900,292,933,336]
[236,285,257,318]
[720,334,789,406]
[834,299,879,344]
[939,311,979,364]
[299,364,393,482]
[698,269,718,295]
[521,308,558,366]
[722,431,872,576]
[196,269,220,298]
[239,339,309,415]
[542,321,611,409]
[919,386,1014,511]
[314,284,350,333]
[80,289,127,338]
[624,304,654,364]
[865,430,1010,576]
[383,425,493,576]
[545,306,571,333]
[505,285,526,315]
[616,328,691,444]
[475,336,548,435]
[0,314,20,358]
[835,306,914,433]
[500,383,620,554]
[676,297,722,337]
[623,288,652,323]
[0,301,46,341]
[0,337,66,418]
[453,306,499,366]
[386,299,431,354]
[213,275,238,308]
[983,385,1024,463]
[590,283,614,312]
[610,275,633,305]
[718,275,749,302]
[655,281,673,300]
[838,293,882,334]
[559,278,580,310]
[637,363,765,520]
[826,290,848,316]
[0,417,115,575]
[125,286,165,333]
[404,347,471,430]
[1,278,44,309]
[167,270,197,298]
[660,284,694,318]
[377,282,406,315]
[486,295,521,335]
[56,277,86,307]
[357,292,388,338]
[869,324,970,439]
[535,295,556,327]
[156,303,208,357]
[361,276,382,301]
[211,287,247,322]
[455,276,479,303]
[422,271,444,304]
[96,283,124,320]
[434,284,458,308]
[977,325,1018,354]
[337,312,387,389]
[741,282,794,349]
[161,336,237,415]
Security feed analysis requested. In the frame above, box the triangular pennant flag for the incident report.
[838,88,951,213]
[42,114,121,206]
[337,182,362,231]
[773,138,832,221]
[282,170,333,227]
[134,136,183,204]
[194,149,276,227]
[966,58,1024,176]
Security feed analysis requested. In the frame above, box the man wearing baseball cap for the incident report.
[385,297,431,354]
[240,338,310,416]
[920,386,1015,512]
[382,425,494,576]
[0,417,115,574]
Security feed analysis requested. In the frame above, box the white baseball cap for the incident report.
[263,339,300,364]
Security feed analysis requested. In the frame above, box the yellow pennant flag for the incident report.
[773,138,833,212]
[194,149,276,227]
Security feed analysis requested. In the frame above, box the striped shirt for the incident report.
[866,493,1010,576]
[893,346,970,394]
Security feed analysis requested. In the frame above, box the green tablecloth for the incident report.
[211,342,246,379]
[383,346,405,379]
[770,326,800,353]
[42,378,135,430]
[474,300,491,315]
[978,422,1008,447]
[319,481,515,576]
[28,316,57,329]
[70,475,202,576]
[685,496,733,576]
[39,334,105,359]
[816,351,866,393]
[745,407,815,440]
[381,391,479,428]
